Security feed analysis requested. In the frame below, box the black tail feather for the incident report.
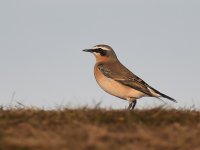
[150,87,177,103]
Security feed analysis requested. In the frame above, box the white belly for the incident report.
[95,71,145,101]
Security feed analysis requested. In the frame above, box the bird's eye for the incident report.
[98,48,102,51]
[100,50,107,56]
[93,48,107,56]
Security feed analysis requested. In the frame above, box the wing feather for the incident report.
[97,63,153,96]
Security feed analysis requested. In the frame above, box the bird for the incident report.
[83,44,177,110]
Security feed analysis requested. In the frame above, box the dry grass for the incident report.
[0,107,200,150]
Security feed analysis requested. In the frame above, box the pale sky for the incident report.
[0,0,200,109]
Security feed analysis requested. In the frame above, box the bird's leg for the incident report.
[128,100,137,110]
[128,102,132,110]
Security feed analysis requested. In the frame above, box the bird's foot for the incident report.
[128,101,137,110]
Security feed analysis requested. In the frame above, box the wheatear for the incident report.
[83,44,177,110]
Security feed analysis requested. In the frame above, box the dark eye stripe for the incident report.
[93,48,107,56]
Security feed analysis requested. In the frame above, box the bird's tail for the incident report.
[148,86,177,103]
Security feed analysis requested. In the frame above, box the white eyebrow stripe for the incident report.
[93,46,110,51]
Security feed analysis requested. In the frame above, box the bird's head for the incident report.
[83,44,118,62]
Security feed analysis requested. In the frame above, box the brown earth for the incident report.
[0,107,200,150]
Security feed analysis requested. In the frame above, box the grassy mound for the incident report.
[0,108,199,150]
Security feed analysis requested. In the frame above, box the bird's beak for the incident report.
[83,49,93,53]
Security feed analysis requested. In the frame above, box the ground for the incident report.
[0,107,199,150]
